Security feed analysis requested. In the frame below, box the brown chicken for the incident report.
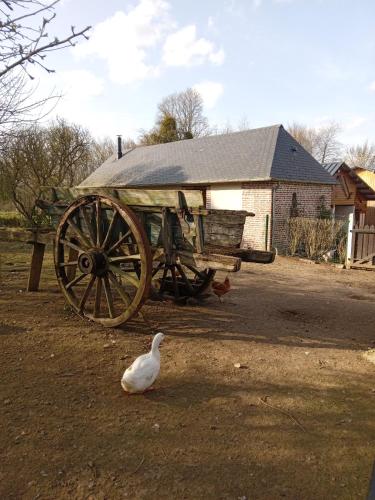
[211,275,231,302]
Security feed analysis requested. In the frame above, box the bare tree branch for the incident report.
[288,121,342,164]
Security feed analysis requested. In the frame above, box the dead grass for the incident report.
[288,217,347,261]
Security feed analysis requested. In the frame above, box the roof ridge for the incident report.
[134,124,283,152]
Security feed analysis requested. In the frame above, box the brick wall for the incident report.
[206,182,333,252]
[242,182,273,250]
[273,182,333,253]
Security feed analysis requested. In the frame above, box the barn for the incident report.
[80,124,335,253]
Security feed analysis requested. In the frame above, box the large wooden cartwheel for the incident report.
[55,195,152,327]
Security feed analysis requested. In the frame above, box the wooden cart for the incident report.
[35,187,274,327]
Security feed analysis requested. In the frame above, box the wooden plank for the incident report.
[357,227,364,260]
[368,230,375,263]
[177,249,241,272]
[350,224,357,267]
[27,243,45,292]
[162,208,173,262]
[363,226,369,261]
[351,228,375,234]
[116,188,204,208]
[355,252,375,266]
[193,214,204,254]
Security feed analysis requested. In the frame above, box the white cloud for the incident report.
[73,1,225,83]
[57,70,104,100]
[74,0,171,84]
[369,81,375,91]
[163,25,225,67]
[193,81,224,109]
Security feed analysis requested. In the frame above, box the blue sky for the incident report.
[34,0,375,146]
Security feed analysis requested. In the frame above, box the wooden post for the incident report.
[193,214,204,254]
[162,208,172,264]
[346,213,354,269]
[27,242,45,291]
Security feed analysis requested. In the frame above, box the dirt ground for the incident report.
[0,240,374,500]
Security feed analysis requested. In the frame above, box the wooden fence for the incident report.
[365,207,375,226]
[347,219,375,270]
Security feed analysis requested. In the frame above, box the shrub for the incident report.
[288,217,347,261]
[0,211,28,227]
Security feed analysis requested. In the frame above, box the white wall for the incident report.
[209,184,243,210]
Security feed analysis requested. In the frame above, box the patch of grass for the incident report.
[0,211,28,228]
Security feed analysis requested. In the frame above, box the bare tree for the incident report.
[0,70,56,150]
[90,137,115,169]
[158,88,209,139]
[0,1,90,79]
[0,118,94,223]
[287,122,317,156]
[314,122,342,164]
[288,121,342,163]
[345,141,375,169]
[122,137,136,151]
[237,116,250,131]
[0,1,90,144]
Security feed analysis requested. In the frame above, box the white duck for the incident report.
[121,332,165,394]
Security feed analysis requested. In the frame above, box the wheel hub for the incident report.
[78,251,107,276]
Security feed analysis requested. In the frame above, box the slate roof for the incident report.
[80,124,336,188]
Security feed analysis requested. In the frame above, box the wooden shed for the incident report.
[323,162,375,221]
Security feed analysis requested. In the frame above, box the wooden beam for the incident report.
[27,242,45,292]
[177,249,241,272]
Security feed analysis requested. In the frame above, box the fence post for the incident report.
[346,213,354,269]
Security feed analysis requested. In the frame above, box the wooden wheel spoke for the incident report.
[107,230,132,255]
[66,273,86,290]
[103,274,115,318]
[176,264,195,294]
[60,238,84,254]
[94,277,102,318]
[159,265,169,294]
[96,199,102,247]
[102,210,119,250]
[108,271,131,306]
[59,260,78,267]
[108,264,140,289]
[67,218,91,249]
[80,206,96,246]
[79,275,96,311]
[108,254,141,263]
[170,265,179,298]
[152,261,164,277]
